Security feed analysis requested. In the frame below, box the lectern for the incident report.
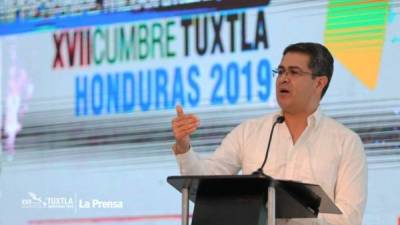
[167,175,341,225]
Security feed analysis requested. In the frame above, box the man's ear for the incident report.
[316,75,328,92]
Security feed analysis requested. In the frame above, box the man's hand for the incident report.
[171,105,199,154]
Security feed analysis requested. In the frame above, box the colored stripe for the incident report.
[29,214,192,225]
[325,25,385,33]
[329,0,386,7]
[327,18,387,29]
[325,34,384,42]
[325,27,384,37]
[328,1,388,12]
[327,11,387,23]
[326,39,383,47]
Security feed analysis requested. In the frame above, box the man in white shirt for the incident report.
[171,42,367,225]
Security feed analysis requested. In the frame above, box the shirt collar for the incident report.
[307,107,323,128]
[273,106,323,128]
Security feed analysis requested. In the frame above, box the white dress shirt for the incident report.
[175,108,367,225]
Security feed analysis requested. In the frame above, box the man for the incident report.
[171,42,367,225]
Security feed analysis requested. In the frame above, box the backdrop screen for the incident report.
[1,1,399,225]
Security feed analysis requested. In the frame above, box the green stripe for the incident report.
[328,2,388,13]
[329,0,374,5]
[325,28,385,37]
[327,11,387,23]
[328,7,388,18]
[325,34,384,42]
[328,8,387,18]
[327,18,386,29]
[327,16,385,26]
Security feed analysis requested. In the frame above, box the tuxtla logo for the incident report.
[21,192,73,209]
[21,192,123,210]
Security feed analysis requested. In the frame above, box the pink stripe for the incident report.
[29,214,192,225]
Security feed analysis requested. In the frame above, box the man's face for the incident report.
[275,52,324,114]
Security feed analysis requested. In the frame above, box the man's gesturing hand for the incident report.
[171,105,199,155]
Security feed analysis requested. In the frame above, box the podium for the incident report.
[167,175,341,225]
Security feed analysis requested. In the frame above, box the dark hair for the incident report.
[283,42,334,99]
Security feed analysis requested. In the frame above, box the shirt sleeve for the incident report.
[319,134,368,225]
[174,122,247,175]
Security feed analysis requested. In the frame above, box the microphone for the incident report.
[252,116,285,176]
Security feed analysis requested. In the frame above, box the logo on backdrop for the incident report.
[21,192,124,211]
[324,0,390,89]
